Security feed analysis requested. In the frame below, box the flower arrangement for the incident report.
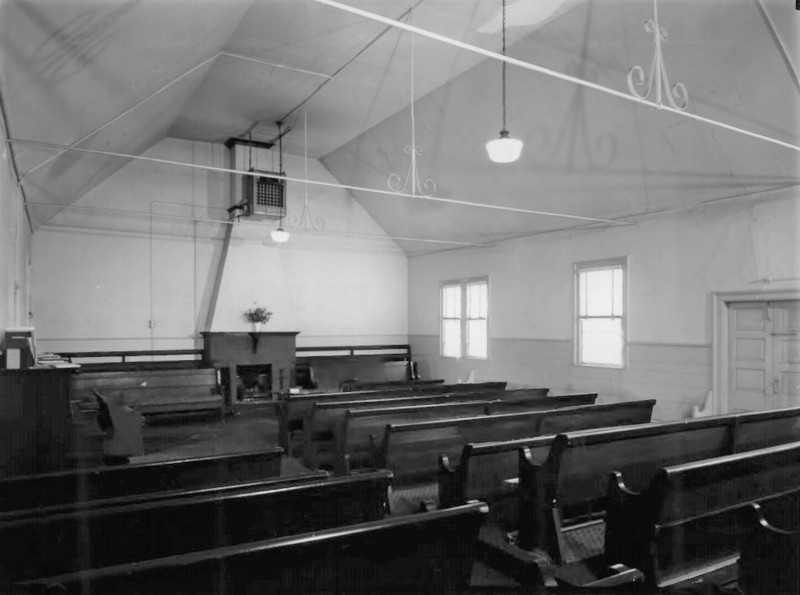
[244,304,272,324]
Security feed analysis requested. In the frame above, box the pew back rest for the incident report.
[15,502,490,595]
[609,441,800,586]
[447,399,654,508]
[0,448,284,512]
[486,392,597,414]
[653,440,800,524]
[70,368,222,414]
[301,395,458,468]
[276,387,418,452]
[729,405,800,452]
[0,470,393,580]
[539,398,655,435]
[556,418,733,509]
[393,400,651,489]
[338,400,497,471]
[556,404,800,512]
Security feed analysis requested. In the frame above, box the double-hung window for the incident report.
[441,278,488,359]
[575,258,626,367]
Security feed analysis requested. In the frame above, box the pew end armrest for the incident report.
[554,557,645,588]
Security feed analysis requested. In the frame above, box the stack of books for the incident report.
[37,353,80,369]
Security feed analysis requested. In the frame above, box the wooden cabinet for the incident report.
[0,369,73,477]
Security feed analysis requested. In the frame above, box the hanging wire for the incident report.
[289,106,325,231]
[501,0,507,131]
[387,7,437,198]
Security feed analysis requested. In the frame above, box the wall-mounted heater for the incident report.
[241,169,286,219]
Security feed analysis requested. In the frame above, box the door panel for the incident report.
[773,301,800,407]
[728,300,800,412]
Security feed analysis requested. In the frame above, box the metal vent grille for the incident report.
[242,170,285,218]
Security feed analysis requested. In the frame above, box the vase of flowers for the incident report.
[244,304,272,332]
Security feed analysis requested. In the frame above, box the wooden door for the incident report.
[728,300,800,412]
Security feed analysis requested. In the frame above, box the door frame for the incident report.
[712,288,800,415]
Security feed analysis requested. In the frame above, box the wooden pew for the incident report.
[514,404,800,563]
[0,470,393,582]
[340,378,445,391]
[605,440,800,587]
[276,381,510,453]
[0,470,328,524]
[16,502,489,595]
[439,399,659,509]
[331,400,499,473]
[379,400,653,514]
[301,394,453,465]
[276,387,417,453]
[70,367,224,418]
[301,389,556,467]
[0,448,284,512]
[304,386,554,455]
[737,499,800,595]
[330,392,593,475]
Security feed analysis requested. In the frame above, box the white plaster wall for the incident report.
[409,190,800,421]
[0,114,31,340]
[32,137,408,352]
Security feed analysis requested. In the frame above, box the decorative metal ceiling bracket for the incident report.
[627,0,689,110]
[387,9,437,198]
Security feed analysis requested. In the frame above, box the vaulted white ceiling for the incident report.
[1,0,798,255]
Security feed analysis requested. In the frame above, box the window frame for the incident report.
[574,257,628,369]
[440,276,489,360]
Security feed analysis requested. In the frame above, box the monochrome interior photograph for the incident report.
[0,0,798,592]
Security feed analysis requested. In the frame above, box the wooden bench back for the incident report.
[336,400,498,473]
[301,390,555,465]
[341,378,445,391]
[276,382,503,452]
[0,470,392,581]
[16,502,490,595]
[486,392,597,414]
[439,399,654,508]
[388,400,653,490]
[70,368,222,415]
[511,404,800,562]
[302,394,456,467]
[607,440,800,586]
[0,470,328,525]
[0,448,284,512]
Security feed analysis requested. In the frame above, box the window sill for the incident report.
[572,363,625,370]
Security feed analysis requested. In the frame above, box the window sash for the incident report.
[576,260,626,368]
[441,279,488,360]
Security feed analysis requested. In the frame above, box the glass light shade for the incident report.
[485,129,523,163]
[270,227,290,243]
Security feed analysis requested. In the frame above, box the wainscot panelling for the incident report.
[409,335,711,422]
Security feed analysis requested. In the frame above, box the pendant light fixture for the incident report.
[485,0,523,163]
[270,121,291,243]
